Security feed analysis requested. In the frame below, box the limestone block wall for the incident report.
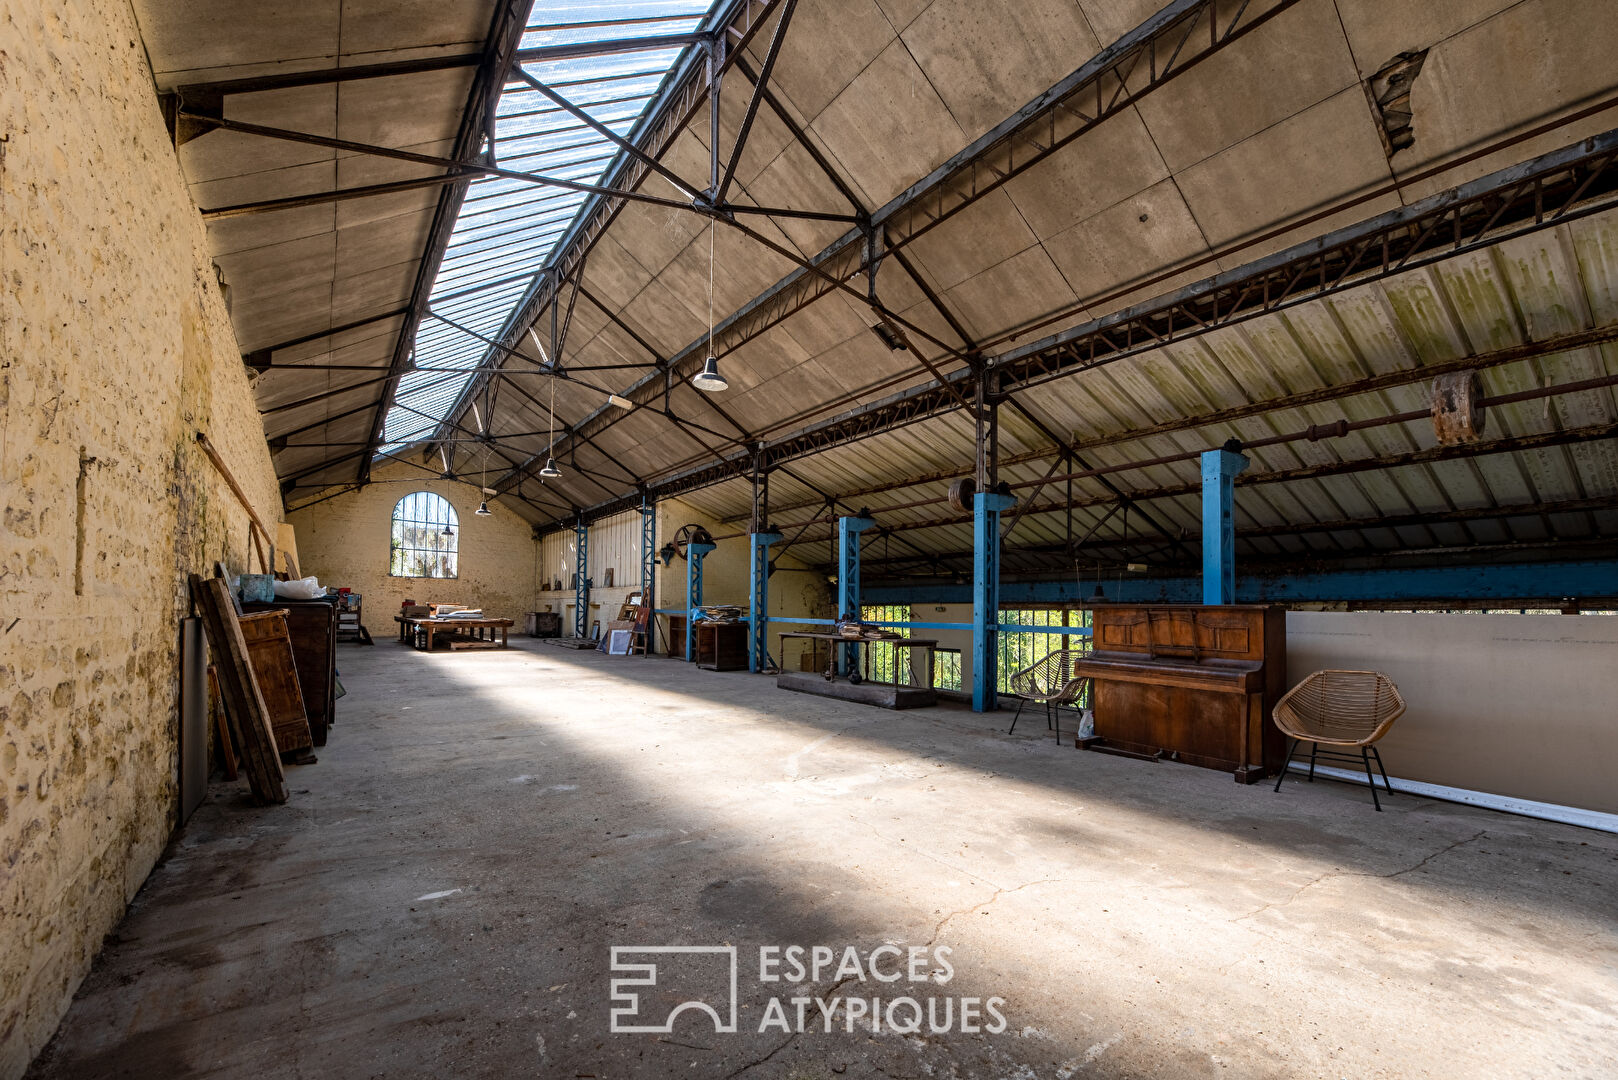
[286,462,538,628]
[0,0,283,1073]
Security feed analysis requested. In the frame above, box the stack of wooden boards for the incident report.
[191,573,324,805]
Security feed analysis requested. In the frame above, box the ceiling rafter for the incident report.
[516,0,1304,509]
[537,128,1618,534]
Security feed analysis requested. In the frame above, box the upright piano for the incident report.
[1074,605,1286,783]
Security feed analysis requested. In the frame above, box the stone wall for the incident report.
[0,0,283,1074]
[286,461,538,629]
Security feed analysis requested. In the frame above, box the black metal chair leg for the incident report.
[1307,741,1318,781]
[1274,738,1299,792]
[1362,748,1382,811]
[1008,697,1026,735]
[1045,701,1054,732]
[1370,745,1392,793]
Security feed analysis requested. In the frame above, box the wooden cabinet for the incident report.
[666,614,687,659]
[695,621,748,671]
[243,600,337,746]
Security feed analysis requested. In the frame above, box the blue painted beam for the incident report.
[836,514,876,675]
[865,559,1618,607]
[1201,447,1249,605]
[972,491,1017,712]
[640,501,656,645]
[749,529,783,671]
[573,518,589,639]
[685,540,716,661]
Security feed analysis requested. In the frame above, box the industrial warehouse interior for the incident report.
[6,0,1618,1076]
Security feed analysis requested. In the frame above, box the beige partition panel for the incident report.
[1286,613,1618,814]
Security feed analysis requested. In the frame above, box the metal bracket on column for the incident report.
[574,517,590,639]
[686,539,717,662]
[749,526,783,672]
[1201,446,1249,605]
[836,512,877,675]
[972,490,1017,712]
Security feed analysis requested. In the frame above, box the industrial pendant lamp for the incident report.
[691,221,728,393]
[540,368,563,479]
[692,355,727,392]
[475,449,493,516]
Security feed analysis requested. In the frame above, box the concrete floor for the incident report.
[27,638,1618,1079]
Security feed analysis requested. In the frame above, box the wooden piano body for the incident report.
[1074,605,1286,783]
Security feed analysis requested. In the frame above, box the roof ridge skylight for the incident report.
[378,0,720,456]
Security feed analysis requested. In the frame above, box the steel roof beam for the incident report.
[516,0,1301,505]
[352,0,530,486]
[176,112,700,211]
[537,128,1618,535]
[166,34,712,101]
[512,68,705,198]
[850,495,1618,572]
[445,0,793,470]
[730,320,1618,521]
[714,0,798,205]
[773,420,1618,547]
[202,173,468,219]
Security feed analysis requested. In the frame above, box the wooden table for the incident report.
[776,631,937,686]
[396,615,513,651]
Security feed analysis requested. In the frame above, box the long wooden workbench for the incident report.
[395,615,512,651]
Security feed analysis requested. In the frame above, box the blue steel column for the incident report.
[1200,448,1249,605]
[685,539,716,662]
[749,528,783,672]
[972,491,1017,712]
[573,517,589,638]
[640,499,655,653]
[836,513,876,675]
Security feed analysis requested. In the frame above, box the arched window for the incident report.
[391,492,458,578]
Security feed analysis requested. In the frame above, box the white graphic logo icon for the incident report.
[609,946,739,1034]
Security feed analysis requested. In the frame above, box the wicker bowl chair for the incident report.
[1007,649,1090,740]
[1272,670,1406,810]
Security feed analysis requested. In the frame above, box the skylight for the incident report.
[377,0,719,456]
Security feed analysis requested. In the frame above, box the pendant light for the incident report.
[474,445,493,516]
[539,363,563,478]
[691,220,728,393]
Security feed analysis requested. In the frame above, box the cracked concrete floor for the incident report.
[27,639,1618,1079]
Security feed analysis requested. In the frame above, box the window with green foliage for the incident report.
[390,492,458,578]
[861,603,912,685]
[933,649,962,691]
[997,608,1091,702]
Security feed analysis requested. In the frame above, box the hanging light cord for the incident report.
[707,219,715,357]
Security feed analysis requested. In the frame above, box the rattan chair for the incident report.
[1272,670,1406,810]
[1007,649,1090,740]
